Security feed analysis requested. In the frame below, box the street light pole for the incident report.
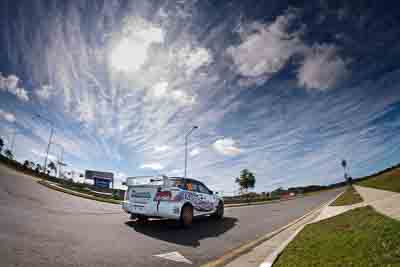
[33,114,54,173]
[9,121,17,154]
[44,127,54,174]
[184,126,198,178]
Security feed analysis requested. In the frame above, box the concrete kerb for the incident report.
[258,190,346,267]
[201,189,345,267]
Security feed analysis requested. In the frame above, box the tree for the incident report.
[0,137,4,153]
[341,159,350,184]
[235,169,256,194]
[35,164,42,173]
[23,160,29,169]
[4,149,13,160]
[48,161,57,176]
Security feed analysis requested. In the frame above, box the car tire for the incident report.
[137,215,148,224]
[180,204,193,228]
[212,201,224,219]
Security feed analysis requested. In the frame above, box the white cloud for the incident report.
[189,148,201,157]
[151,81,169,98]
[227,9,306,82]
[154,145,170,152]
[183,47,212,76]
[171,90,196,105]
[0,73,29,101]
[213,138,242,156]
[150,81,196,105]
[297,44,349,91]
[0,109,16,123]
[140,163,164,170]
[15,87,29,102]
[228,9,350,90]
[35,84,54,100]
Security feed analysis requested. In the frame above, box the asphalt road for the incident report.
[0,164,342,267]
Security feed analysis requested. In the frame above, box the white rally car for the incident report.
[122,176,224,227]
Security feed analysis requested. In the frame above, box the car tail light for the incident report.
[154,191,172,201]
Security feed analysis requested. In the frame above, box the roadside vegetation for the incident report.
[330,185,363,206]
[357,167,400,193]
[274,206,400,267]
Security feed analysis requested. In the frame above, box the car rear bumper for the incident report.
[122,200,181,220]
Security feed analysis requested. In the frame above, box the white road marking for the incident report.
[154,251,193,264]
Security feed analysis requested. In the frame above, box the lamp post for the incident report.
[184,126,198,178]
[33,114,54,173]
[9,121,17,154]
[52,143,65,178]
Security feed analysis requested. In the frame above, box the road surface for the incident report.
[0,164,341,267]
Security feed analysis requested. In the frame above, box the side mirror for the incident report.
[122,181,127,186]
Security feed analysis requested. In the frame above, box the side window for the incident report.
[198,183,211,195]
[186,182,193,191]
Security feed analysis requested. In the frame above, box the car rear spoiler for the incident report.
[123,175,170,187]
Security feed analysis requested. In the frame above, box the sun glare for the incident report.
[110,23,164,73]
[110,38,148,72]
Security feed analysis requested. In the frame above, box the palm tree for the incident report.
[23,160,29,168]
[4,149,13,160]
[341,159,349,183]
[0,137,4,154]
[35,163,42,173]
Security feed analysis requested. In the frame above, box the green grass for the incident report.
[273,206,400,267]
[330,185,363,206]
[357,167,400,193]
[38,180,121,204]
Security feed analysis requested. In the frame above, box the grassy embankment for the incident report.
[330,185,363,206]
[357,167,400,193]
[274,206,400,267]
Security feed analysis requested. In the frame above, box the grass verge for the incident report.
[330,185,363,206]
[38,180,121,204]
[273,206,400,267]
[357,167,400,193]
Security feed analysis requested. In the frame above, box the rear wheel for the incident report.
[137,215,148,224]
[180,204,193,227]
[212,201,224,219]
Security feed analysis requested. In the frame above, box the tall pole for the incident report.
[57,146,64,178]
[10,121,17,154]
[184,126,198,178]
[44,127,54,173]
[34,114,54,173]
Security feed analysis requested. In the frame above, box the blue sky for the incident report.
[0,0,400,194]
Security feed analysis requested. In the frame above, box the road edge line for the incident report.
[201,190,344,267]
